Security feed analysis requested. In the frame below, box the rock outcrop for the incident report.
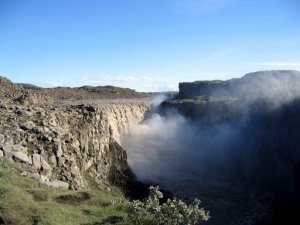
[159,70,300,225]
[0,102,149,190]
[162,70,300,122]
[0,76,150,191]
[0,75,150,106]
[178,70,300,100]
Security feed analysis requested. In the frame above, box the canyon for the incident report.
[122,70,300,225]
[1,71,300,225]
[0,76,149,194]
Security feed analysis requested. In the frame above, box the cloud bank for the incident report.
[33,75,178,92]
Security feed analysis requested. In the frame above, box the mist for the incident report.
[121,111,237,182]
[120,71,300,224]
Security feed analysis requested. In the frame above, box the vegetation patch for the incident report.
[83,171,101,190]
[0,166,130,225]
[127,186,210,225]
[0,163,209,225]
[27,190,49,202]
[0,187,8,198]
[56,192,91,205]
[208,96,238,103]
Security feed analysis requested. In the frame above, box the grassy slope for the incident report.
[0,160,131,225]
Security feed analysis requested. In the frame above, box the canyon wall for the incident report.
[178,70,300,102]
[132,70,300,225]
[0,101,149,191]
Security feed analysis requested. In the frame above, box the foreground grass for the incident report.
[0,164,130,225]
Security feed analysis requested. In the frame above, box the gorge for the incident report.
[1,71,300,225]
[121,70,300,225]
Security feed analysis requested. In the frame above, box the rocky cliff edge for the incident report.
[0,76,149,192]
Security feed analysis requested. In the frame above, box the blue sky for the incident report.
[1,0,300,91]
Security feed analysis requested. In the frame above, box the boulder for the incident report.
[19,121,35,130]
[58,157,65,167]
[41,157,51,171]
[48,155,57,166]
[38,174,49,183]
[32,126,44,134]
[43,126,50,133]
[45,180,69,189]
[21,171,28,176]
[0,150,3,158]
[2,144,12,154]
[12,143,27,153]
[25,173,49,183]
[32,153,41,170]
[12,151,32,165]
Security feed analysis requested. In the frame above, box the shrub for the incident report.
[127,186,210,225]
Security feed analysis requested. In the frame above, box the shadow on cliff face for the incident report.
[121,89,300,224]
[122,96,300,188]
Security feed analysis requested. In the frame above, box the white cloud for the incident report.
[32,75,175,92]
[247,62,300,67]
[104,75,153,82]
[34,81,60,87]
[34,78,111,88]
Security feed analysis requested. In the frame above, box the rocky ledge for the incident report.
[162,70,300,122]
[0,76,149,192]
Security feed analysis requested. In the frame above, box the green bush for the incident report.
[127,186,210,225]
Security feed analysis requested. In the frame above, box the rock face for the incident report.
[0,76,150,191]
[162,70,300,122]
[178,70,300,100]
[0,102,149,190]
[159,70,300,225]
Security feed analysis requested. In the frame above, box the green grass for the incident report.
[190,95,239,104]
[0,164,131,225]
[208,96,238,103]
[83,171,101,191]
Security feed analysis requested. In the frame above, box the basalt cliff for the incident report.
[161,70,300,122]
[158,70,300,225]
[0,76,149,192]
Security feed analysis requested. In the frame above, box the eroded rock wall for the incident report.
[178,70,300,100]
[0,102,149,190]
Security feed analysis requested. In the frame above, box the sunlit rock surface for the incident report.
[0,76,149,192]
